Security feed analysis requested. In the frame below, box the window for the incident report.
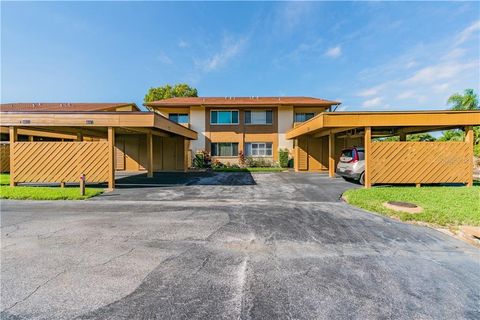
[245,142,273,157]
[169,113,189,123]
[294,113,315,122]
[210,110,239,124]
[211,143,239,157]
[245,110,273,124]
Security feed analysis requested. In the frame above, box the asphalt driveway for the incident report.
[1,172,479,319]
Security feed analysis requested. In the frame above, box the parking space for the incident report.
[1,173,479,319]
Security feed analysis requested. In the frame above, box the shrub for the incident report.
[211,160,225,169]
[245,157,273,167]
[193,151,211,168]
[238,150,246,167]
[279,148,289,168]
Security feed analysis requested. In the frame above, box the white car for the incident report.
[336,147,366,185]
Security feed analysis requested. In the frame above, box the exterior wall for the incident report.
[149,104,330,166]
[278,106,294,152]
[189,106,206,154]
[115,134,187,172]
[205,107,279,161]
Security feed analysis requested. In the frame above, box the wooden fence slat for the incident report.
[11,141,109,183]
[370,142,470,185]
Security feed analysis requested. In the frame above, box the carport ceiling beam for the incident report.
[124,127,170,137]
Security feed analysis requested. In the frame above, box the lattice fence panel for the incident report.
[370,142,471,184]
[0,144,10,173]
[12,142,109,183]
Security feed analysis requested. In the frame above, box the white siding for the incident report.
[278,106,294,151]
[189,106,206,153]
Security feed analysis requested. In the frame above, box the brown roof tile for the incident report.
[0,102,139,112]
[145,96,340,107]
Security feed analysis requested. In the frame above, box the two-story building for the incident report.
[145,96,340,164]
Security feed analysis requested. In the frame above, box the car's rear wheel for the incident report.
[359,172,365,185]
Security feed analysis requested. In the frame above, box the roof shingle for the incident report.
[0,103,139,112]
[145,96,340,107]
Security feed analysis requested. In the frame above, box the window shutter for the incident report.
[245,111,251,124]
[266,110,273,124]
[232,143,239,156]
[232,111,239,124]
[211,111,217,124]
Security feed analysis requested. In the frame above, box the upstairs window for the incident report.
[169,113,189,123]
[245,142,273,157]
[245,110,273,124]
[294,112,315,122]
[211,110,239,124]
[211,143,239,157]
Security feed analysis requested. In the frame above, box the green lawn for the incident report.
[0,186,103,200]
[213,167,287,173]
[0,174,103,200]
[0,173,9,185]
[343,184,480,226]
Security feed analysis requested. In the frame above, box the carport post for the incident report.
[9,126,17,187]
[364,126,372,188]
[465,126,473,187]
[147,131,153,178]
[107,127,115,191]
[399,132,407,141]
[328,131,335,178]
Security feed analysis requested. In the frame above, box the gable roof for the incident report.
[145,96,340,108]
[0,102,140,112]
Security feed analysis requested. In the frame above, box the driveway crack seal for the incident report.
[95,248,135,267]
[3,269,67,312]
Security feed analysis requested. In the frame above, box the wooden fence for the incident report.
[0,143,9,173]
[11,141,109,183]
[370,141,472,185]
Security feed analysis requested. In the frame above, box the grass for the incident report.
[0,174,103,200]
[0,186,103,200]
[343,184,480,227]
[0,173,9,185]
[213,167,287,173]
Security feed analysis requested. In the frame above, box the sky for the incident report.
[1,1,479,111]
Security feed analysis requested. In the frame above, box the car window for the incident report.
[341,149,353,158]
[357,150,365,160]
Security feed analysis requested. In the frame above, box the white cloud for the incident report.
[199,36,248,72]
[403,61,477,85]
[274,2,313,32]
[353,20,479,110]
[456,20,480,45]
[156,52,172,65]
[178,40,189,48]
[358,86,381,97]
[362,97,383,108]
[325,46,342,58]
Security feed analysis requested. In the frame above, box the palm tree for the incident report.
[442,89,479,156]
[447,89,479,110]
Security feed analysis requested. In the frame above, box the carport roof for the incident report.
[0,111,197,140]
[286,110,480,139]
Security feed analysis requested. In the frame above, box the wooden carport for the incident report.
[286,110,479,188]
[0,111,197,190]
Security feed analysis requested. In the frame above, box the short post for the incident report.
[416,183,421,188]
[79,174,86,196]
[60,182,66,188]
[364,126,372,188]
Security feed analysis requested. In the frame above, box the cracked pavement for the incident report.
[1,172,479,319]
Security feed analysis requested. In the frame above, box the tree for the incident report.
[442,89,480,156]
[144,83,198,103]
[447,89,479,110]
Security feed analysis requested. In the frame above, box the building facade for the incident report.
[145,97,340,164]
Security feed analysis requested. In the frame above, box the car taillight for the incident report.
[350,150,359,163]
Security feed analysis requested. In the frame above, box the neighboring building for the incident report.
[145,96,340,163]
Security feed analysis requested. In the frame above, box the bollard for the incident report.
[80,174,86,196]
